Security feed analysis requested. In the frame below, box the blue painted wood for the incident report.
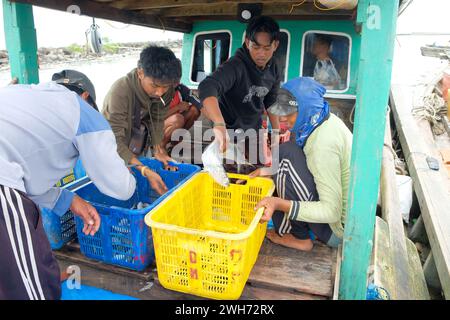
[2,0,39,84]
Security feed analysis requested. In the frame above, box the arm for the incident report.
[255,148,342,224]
[75,97,136,201]
[30,188,74,217]
[31,184,101,236]
[177,84,202,111]
[198,60,239,124]
[151,89,171,151]
[289,148,342,224]
[198,62,239,151]
[264,66,282,131]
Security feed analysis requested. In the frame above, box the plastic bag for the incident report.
[201,140,250,187]
[396,175,413,223]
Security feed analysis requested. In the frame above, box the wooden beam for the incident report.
[338,0,400,300]
[10,0,192,33]
[380,111,412,299]
[146,3,352,18]
[405,238,430,299]
[112,0,314,10]
[390,84,450,299]
[373,217,429,299]
[423,252,443,292]
[373,217,396,297]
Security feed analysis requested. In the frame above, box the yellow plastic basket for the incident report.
[145,172,275,299]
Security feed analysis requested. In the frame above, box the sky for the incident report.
[0,4,183,49]
[0,0,449,50]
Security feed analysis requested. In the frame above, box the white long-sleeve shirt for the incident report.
[0,82,136,216]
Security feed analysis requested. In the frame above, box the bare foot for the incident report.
[266,230,314,251]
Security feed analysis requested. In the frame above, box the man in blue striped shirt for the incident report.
[0,71,136,300]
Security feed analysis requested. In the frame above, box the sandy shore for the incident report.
[0,40,182,73]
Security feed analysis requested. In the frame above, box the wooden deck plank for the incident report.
[55,238,335,300]
[405,238,430,299]
[373,217,396,297]
[380,113,413,299]
[391,85,450,298]
[248,239,336,298]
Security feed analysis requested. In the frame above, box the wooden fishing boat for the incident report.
[3,0,443,300]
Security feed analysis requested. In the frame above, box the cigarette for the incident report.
[159,96,165,105]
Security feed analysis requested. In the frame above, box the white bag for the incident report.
[201,140,249,187]
[396,175,413,223]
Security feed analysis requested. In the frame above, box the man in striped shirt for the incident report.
[0,71,136,299]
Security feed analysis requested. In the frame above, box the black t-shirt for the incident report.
[198,46,282,131]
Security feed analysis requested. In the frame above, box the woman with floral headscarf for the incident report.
[252,77,352,251]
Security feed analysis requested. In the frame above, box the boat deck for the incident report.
[55,239,337,300]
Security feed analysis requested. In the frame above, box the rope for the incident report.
[289,0,307,14]
[289,0,349,14]
[411,92,447,135]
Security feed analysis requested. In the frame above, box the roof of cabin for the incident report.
[10,0,407,33]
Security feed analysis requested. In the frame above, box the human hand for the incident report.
[213,124,229,153]
[255,197,280,223]
[175,101,191,113]
[248,167,274,178]
[70,195,101,236]
[144,168,168,196]
[154,145,174,169]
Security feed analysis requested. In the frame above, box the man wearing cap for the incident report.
[102,45,182,186]
[0,71,136,299]
[253,77,352,251]
[52,69,99,110]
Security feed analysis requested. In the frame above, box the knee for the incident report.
[186,106,200,119]
[165,113,185,130]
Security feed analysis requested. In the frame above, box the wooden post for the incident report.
[379,112,412,299]
[338,0,399,300]
[424,253,443,292]
[2,0,39,84]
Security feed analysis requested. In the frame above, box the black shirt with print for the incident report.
[198,46,282,131]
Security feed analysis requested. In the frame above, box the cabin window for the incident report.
[274,31,289,82]
[301,31,351,92]
[191,31,231,83]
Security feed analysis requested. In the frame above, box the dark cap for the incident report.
[52,70,98,110]
[267,88,298,116]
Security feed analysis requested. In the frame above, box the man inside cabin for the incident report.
[311,34,342,90]
[0,71,137,299]
[198,16,282,160]
[103,45,184,193]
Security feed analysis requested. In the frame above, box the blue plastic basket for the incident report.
[41,160,86,250]
[74,158,200,271]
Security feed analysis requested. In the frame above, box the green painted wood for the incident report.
[338,0,399,300]
[181,19,361,95]
[2,0,39,84]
